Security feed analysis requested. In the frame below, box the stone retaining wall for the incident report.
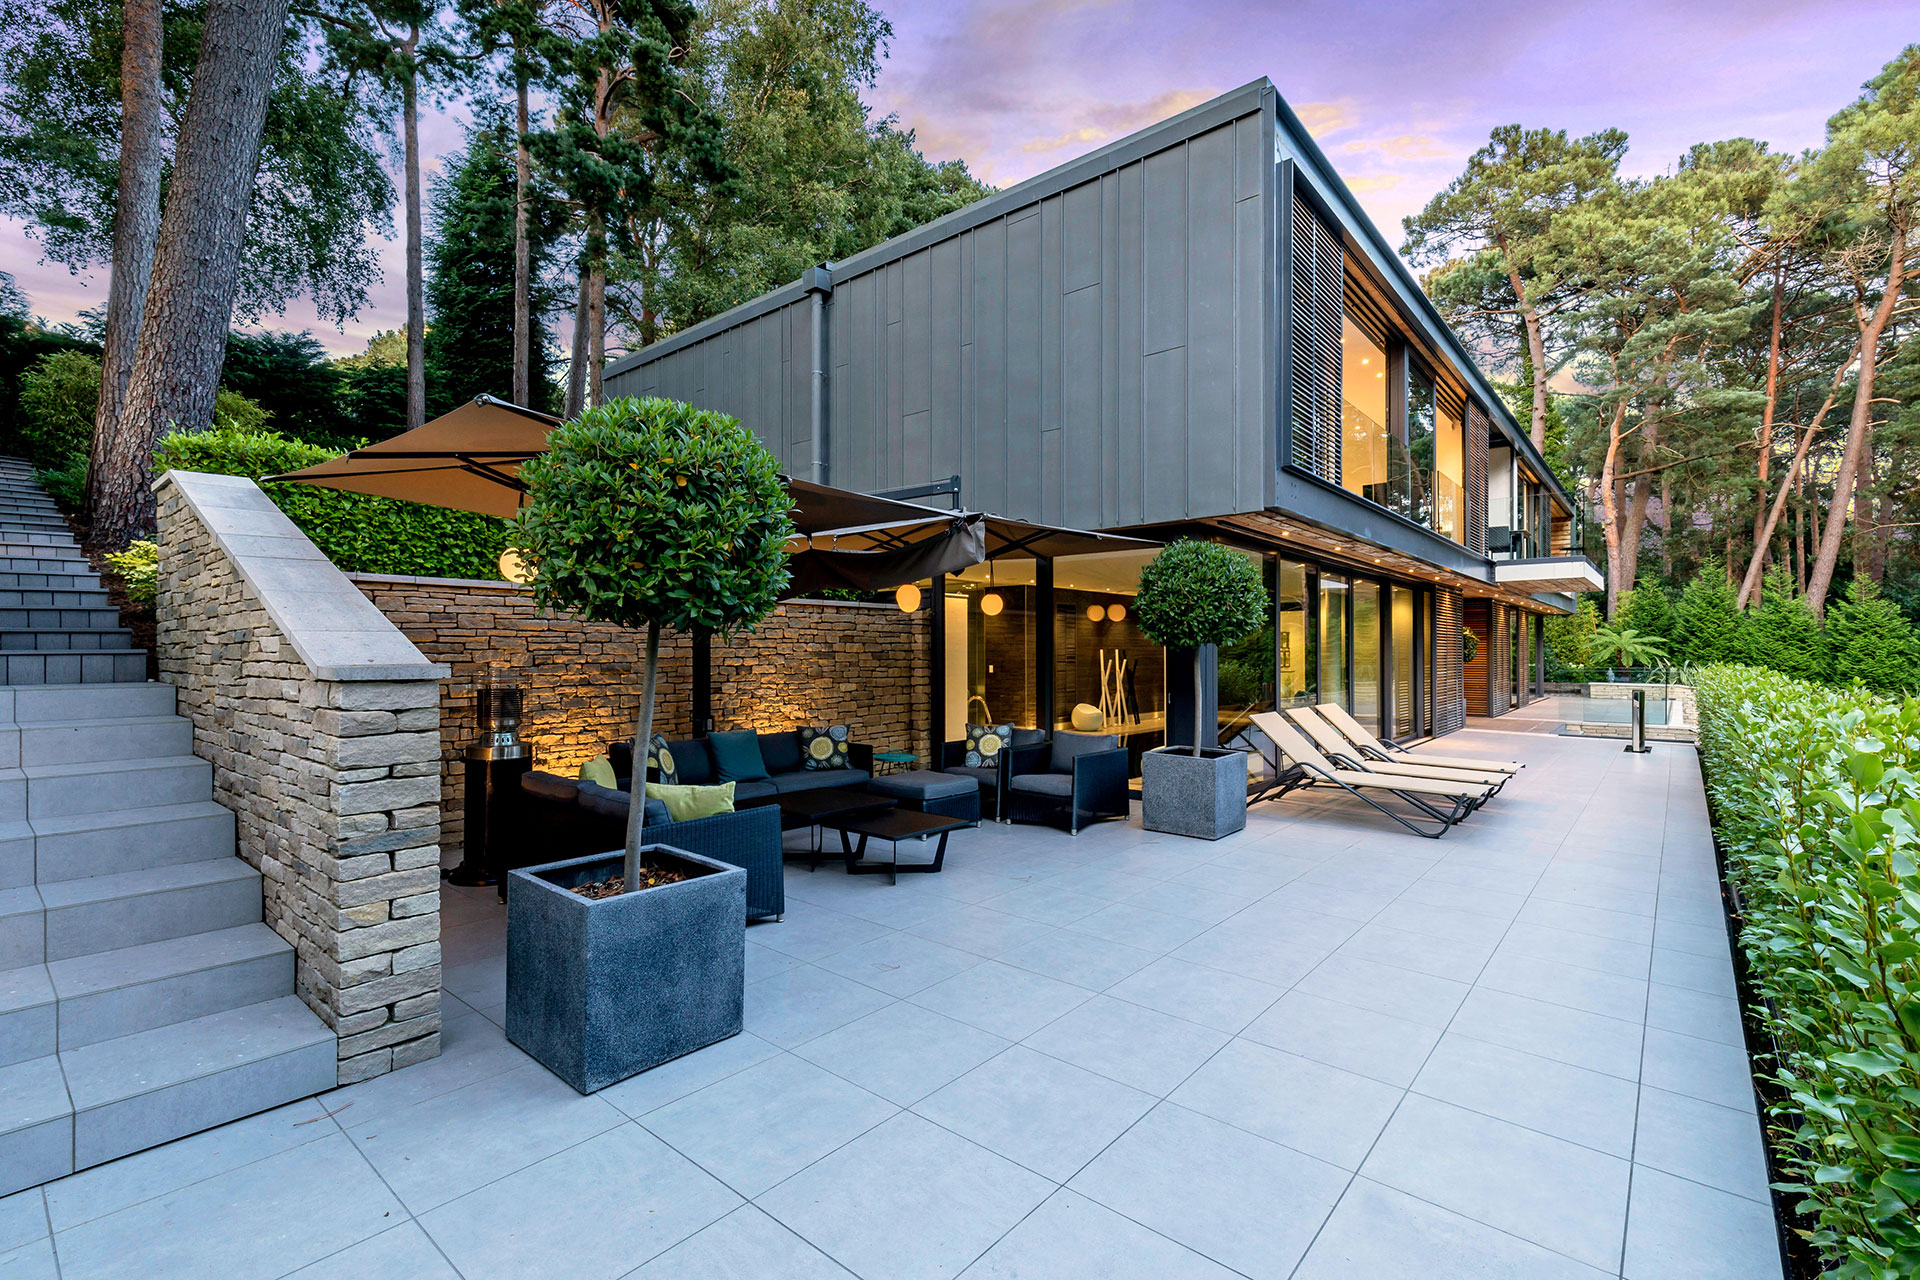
[154,472,449,1084]
[350,575,933,850]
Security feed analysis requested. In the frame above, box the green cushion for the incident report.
[577,755,617,788]
[650,782,736,821]
[707,730,770,783]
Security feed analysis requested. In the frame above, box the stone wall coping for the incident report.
[345,571,904,612]
[156,470,452,683]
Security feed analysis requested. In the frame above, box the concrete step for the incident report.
[0,608,122,631]
[0,557,92,575]
[0,574,109,594]
[19,715,193,767]
[0,628,136,653]
[0,535,81,551]
[25,754,209,818]
[9,682,175,722]
[0,590,112,611]
[50,923,293,1050]
[0,650,150,685]
[39,857,260,961]
[31,801,235,884]
[0,1054,71,1196]
[0,885,40,968]
[0,520,73,535]
[0,821,28,889]
[0,962,54,1066]
[61,995,335,1170]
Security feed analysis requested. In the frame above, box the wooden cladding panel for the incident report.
[1432,588,1465,736]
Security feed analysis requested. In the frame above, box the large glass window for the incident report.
[1404,369,1436,527]
[1434,399,1464,543]
[1278,559,1312,707]
[1352,580,1381,736]
[1339,317,1389,506]
[1053,549,1165,764]
[942,561,1037,741]
[1392,585,1416,739]
[1318,574,1348,712]
[1215,552,1275,744]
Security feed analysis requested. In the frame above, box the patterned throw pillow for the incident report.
[965,723,1013,768]
[800,724,850,770]
[646,733,678,785]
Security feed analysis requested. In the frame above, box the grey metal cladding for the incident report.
[602,298,816,473]
[1288,195,1343,483]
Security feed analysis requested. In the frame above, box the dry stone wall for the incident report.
[154,472,449,1085]
[350,575,932,850]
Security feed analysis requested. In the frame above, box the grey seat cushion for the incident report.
[520,771,579,802]
[869,770,976,801]
[770,768,870,794]
[1008,773,1074,797]
[733,779,779,803]
[941,764,999,787]
[1051,731,1119,773]
[576,780,671,825]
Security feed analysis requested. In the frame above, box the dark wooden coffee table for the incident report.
[824,808,969,884]
[766,787,896,867]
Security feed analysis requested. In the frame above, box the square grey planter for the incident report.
[505,845,746,1094]
[1140,746,1247,841]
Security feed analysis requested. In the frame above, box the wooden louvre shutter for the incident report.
[1289,199,1343,482]
[1432,588,1465,735]
[1464,401,1491,556]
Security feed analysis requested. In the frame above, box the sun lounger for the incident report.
[1284,707,1510,795]
[1315,702,1522,774]
[1247,712,1490,838]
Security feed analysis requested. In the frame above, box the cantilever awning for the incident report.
[271,395,1156,593]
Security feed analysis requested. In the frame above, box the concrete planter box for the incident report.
[1141,746,1247,841]
[505,846,746,1094]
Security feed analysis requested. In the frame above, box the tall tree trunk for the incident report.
[1851,421,1881,583]
[1737,344,1853,608]
[564,272,588,418]
[402,39,426,434]
[1807,252,1905,617]
[1497,241,1550,454]
[85,0,164,533]
[511,51,531,407]
[1597,400,1630,617]
[99,0,292,549]
[587,239,606,408]
[1749,272,1784,603]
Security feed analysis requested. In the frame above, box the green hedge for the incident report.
[1694,665,1920,1278]
[155,425,508,580]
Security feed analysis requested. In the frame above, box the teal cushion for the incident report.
[707,730,770,783]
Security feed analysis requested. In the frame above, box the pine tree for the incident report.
[425,111,560,415]
[1674,557,1743,664]
[1735,568,1825,679]
[1618,576,1678,649]
[1823,577,1920,693]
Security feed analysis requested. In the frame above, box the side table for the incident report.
[871,750,918,776]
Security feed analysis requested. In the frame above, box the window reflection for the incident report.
[1352,581,1381,736]
[1278,560,1312,708]
[1434,399,1464,543]
[1215,551,1273,744]
[1318,574,1348,711]
[1405,369,1435,526]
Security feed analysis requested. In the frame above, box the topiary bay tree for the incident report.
[512,396,793,888]
[1134,540,1269,752]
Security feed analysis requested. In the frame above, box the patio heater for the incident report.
[444,674,534,891]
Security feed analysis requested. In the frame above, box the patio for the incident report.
[0,728,1779,1280]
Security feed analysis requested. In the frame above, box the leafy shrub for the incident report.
[36,450,88,510]
[18,349,100,467]
[1694,665,1920,1277]
[154,424,509,579]
[1824,578,1920,695]
[105,540,158,605]
[1737,567,1826,681]
[1617,577,1678,649]
[1674,558,1742,664]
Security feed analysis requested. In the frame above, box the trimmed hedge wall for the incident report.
[1695,665,1920,1278]
[155,425,508,581]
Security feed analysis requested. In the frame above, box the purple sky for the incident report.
[4,0,1908,358]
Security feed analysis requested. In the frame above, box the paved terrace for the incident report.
[0,729,1780,1280]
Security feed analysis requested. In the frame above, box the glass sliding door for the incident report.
[1053,548,1165,769]
[942,561,1038,742]
[1392,585,1415,740]
[1278,560,1312,708]
[1215,552,1275,744]
[1318,574,1348,713]
[1352,580,1381,735]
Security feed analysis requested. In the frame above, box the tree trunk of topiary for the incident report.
[1192,651,1204,755]
[624,621,660,889]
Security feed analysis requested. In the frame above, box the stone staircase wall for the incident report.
[153,470,450,1083]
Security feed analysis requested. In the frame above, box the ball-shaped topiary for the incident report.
[512,397,794,882]
[1134,540,1269,751]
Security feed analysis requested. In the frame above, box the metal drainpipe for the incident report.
[803,264,834,484]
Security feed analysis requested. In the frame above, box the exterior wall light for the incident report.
[1108,602,1126,622]
[895,583,921,612]
[980,592,1004,616]
[1087,604,1106,622]
[498,549,535,584]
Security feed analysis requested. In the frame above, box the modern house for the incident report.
[604,79,1601,759]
